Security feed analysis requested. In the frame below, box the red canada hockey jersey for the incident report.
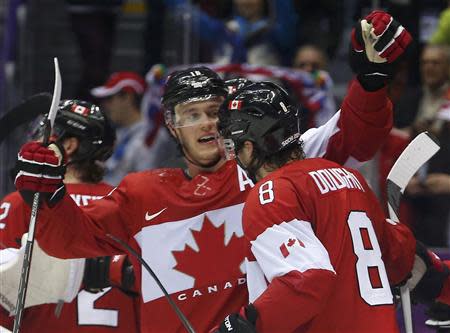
[0,183,139,332]
[243,158,416,333]
[34,80,395,332]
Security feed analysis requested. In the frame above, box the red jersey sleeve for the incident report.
[0,191,30,249]
[301,79,393,167]
[36,176,140,259]
[243,177,336,333]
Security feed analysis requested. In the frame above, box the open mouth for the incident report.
[198,135,216,144]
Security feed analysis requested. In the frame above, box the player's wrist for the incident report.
[356,73,388,92]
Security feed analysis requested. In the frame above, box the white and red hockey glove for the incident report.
[14,141,66,206]
[406,241,450,304]
[212,304,258,333]
[350,10,412,91]
[83,255,137,296]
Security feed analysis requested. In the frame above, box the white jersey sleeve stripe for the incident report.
[245,258,269,303]
[250,219,335,284]
[301,111,340,159]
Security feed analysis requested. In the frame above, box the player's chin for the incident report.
[197,148,221,164]
[197,141,219,153]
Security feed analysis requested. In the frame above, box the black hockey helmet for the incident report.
[224,77,253,95]
[38,100,116,162]
[218,81,301,157]
[161,66,227,126]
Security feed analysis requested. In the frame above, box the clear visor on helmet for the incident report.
[167,95,223,128]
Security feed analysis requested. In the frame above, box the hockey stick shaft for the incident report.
[386,131,440,333]
[12,58,61,333]
[400,286,413,333]
[106,234,196,333]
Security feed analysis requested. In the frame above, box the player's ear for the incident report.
[167,123,177,138]
[62,137,80,158]
[240,141,255,163]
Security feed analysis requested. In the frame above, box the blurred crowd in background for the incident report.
[0,0,449,249]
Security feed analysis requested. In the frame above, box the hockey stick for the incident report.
[0,93,51,144]
[386,131,440,333]
[106,234,196,333]
[12,58,62,333]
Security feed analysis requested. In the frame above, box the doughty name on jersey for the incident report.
[308,167,364,194]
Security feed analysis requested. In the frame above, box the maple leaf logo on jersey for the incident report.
[280,238,305,258]
[172,216,244,287]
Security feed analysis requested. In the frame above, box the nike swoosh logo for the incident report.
[145,208,167,221]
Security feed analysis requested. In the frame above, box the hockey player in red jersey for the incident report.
[12,11,412,332]
[0,100,139,332]
[213,81,416,333]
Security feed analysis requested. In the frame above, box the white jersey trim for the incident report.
[301,111,340,159]
[250,219,335,284]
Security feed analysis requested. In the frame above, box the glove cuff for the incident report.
[413,242,450,303]
[356,73,388,92]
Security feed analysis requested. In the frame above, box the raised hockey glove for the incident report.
[84,255,137,296]
[408,241,450,304]
[214,304,258,333]
[14,141,66,206]
[425,301,450,329]
[349,10,412,91]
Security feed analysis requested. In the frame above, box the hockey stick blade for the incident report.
[48,58,61,129]
[0,93,51,143]
[386,131,440,333]
[42,57,62,146]
[387,131,440,221]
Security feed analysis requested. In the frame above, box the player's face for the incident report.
[172,97,224,169]
[420,47,450,89]
[100,94,129,126]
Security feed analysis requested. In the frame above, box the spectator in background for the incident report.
[395,44,450,134]
[166,0,298,66]
[405,103,450,247]
[293,44,328,73]
[92,71,170,185]
[65,0,124,101]
[291,44,336,129]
